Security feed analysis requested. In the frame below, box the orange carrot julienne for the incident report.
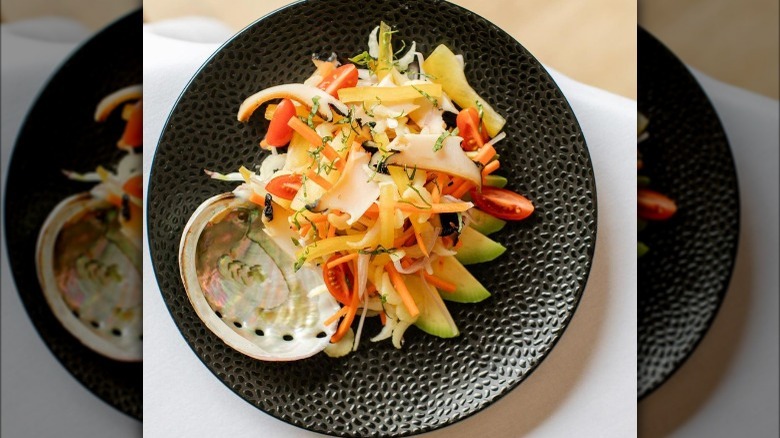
[331,261,360,343]
[288,116,323,146]
[430,183,441,204]
[327,222,337,238]
[413,226,429,257]
[248,192,266,207]
[450,180,474,199]
[327,253,358,269]
[385,262,420,318]
[305,169,332,189]
[423,273,456,293]
[393,226,415,247]
[324,306,349,326]
[474,143,496,165]
[379,311,387,325]
[321,144,344,171]
[482,159,500,176]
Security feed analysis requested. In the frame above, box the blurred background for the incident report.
[142,0,639,98]
[2,2,141,437]
[640,0,778,99]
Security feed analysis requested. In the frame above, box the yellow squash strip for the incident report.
[376,21,394,81]
[337,84,442,104]
[385,262,420,318]
[379,183,395,249]
[395,201,473,214]
[297,234,365,264]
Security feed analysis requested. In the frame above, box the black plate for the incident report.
[637,28,739,399]
[4,11,142,419]
[148,1,596,435]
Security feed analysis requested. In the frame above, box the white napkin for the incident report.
[141,19,637,438]
[639,71,780,437]
[0,19,142,438]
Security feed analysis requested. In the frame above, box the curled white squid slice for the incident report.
[237,84,348,122]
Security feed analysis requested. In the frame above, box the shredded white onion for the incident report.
[392,256,428,274]
[486,131,507,147]
[392,320,412,349]
[396,41,417,70]
[367,26,380,58]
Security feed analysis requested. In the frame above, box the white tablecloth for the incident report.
[140,18,638,438]
[0,18,142,438]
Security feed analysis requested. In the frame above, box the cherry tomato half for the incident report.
[637,188,677,221]
[265,174,303,201]
[265,98,297,147]
[119,100,142,148]
[456,107,489,151]
[469,186,534,220]
[318,64,359,97]
[322,255,353,305]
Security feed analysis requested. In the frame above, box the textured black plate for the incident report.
[3,11,142,419]
[148,1,596,436]
[637,28,739,399]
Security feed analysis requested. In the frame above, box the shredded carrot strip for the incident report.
[385,262,420,318]
[379,311,386,325]
[364,203,380,217]
[451,180,474,199]
[316,221,327,239]
[331,261,360,343]
[442,177,462,195]
[423,273,457,293]
[430,183,441,204]
[482,159,500,176]
[299,223,312,236]
[324,306,349,326]
[395,201,472,213]
[327,253,358,269]
[393,226,415,247]
[474,143,496,165]
[357,215,375,228]
[288,117,323,146]
[248,192,266,207]
[305,169,332,189]
[321,144,344,171]
[413,225,429,257]
[327,222,337,238]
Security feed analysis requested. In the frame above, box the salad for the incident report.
[36,85,143,361]
[187,23,534,358]
[637,112,677,257]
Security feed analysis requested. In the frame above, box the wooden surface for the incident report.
[139,0,638,99]
[640,0,779,99]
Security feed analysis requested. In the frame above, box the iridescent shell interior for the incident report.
[180,193,339,361]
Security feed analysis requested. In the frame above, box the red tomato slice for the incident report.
[322,255,353,305]
[265,174,303,200]
[638,188,677,220]
[265,98,297,147]
[122,175,143,199]
[469,187,534,220]
[456,107,488,151]
[318,64,358,97]
[119,100,142,148]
